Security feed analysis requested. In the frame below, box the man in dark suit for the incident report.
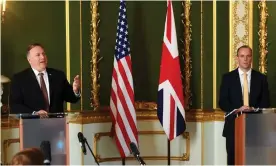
[10,43,80,116]
[219,45,270,165]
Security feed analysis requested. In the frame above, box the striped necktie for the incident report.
[38,73,49,111]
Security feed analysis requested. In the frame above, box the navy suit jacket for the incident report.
[219,68,270,137]
[10,68,80,114]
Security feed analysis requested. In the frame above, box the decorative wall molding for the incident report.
[93,131,190,163]
[213,0,217,109]
[3,138,20,164]
[1,116,19,129]
[67,108,224,124]
[90,0,101,110]
[200,0,204,109]
[65,0,71,110]
[182,0,192,109]
[89,1,193,109]
[1,107,225,128]
[80,0,84,110]
[229,0,253,71]
[258,1,268,74]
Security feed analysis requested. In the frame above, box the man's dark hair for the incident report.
[236,45,252,56]
[26,43,44,57]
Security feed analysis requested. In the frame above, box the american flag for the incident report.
[110,0,138,158]
[157,0,186,141]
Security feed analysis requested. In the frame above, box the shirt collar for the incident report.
[31,68,47,76]
[238,67,252,76]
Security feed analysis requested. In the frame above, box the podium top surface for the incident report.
[9,111,82,119]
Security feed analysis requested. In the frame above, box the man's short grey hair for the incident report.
[236,45,252,56]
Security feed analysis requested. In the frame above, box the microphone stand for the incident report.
[133,153,146,166]
[138,156,146,166]
[83,137,100,165]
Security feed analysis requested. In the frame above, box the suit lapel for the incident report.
[249,70,256,105]
[234,69,243,103]
[28,68,42,92]
[28,68,46,107]
[47,69,54,106]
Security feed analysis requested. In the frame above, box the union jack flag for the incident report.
[110,0,138,158]
[157,0,186,141]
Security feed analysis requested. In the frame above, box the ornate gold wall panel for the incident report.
[229,0,253,71]
[88,1,192,109]
[93,131,190,163]
[90,0,101,109]
[182,0,192,109]
[258,0,268,74]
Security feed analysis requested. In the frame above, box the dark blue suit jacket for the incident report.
[10,68,80,114]
[219,68,270,137]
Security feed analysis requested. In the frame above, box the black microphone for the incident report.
[40,141,51,165]
[77,132,99,165]
[78,132,87,155]
[130,142,146,166]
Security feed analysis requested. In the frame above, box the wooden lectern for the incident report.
[235,113,276,165]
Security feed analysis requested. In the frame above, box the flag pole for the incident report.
[168,139,171,165]
[122,157,125,165]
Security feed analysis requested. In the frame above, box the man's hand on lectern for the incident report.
[35,110,48,118]
[235,106,253,114]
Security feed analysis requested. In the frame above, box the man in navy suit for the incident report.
[10,43,80,116]
[219,45,270,165]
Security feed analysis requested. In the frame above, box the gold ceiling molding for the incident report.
[93,131,190,163]
[90,0,101,110]
[258,0,268,74]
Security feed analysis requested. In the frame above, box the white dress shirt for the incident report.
[32,68,50,104]
[226,68,252,117]
[238,67,251,94]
